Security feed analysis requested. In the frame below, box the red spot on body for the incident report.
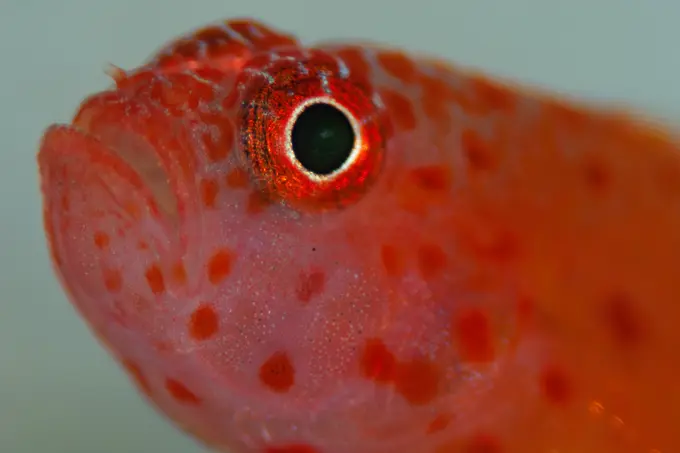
[377,51,418,84]
[200,178,219,208]
[410,165,452,192]
[427,413,453,434]
[539,364,572,405]
[103,268,122,293]
[466,433,502,453]
[202,114,234,163]
[394,357,441,405]
[603,293,644,347]
[226,167,249,188]
[360,338,397,383]
[61,193,70,211]
[171,261,187,285]
[123,360,152,396]
[584,159,609,193]
[259,351,295,393]
[189,303,219,341]
[515,296,535,337]
[420,75,452,131]
[247,190,271,214]
[165,378,201,404]
[93,231,109,249]
[470,75,517,113]
[380,244,404,277]
[336,47,372,89]
[265,445,320,453]
[207,249,233,284]
[461,129,495,171]
[453,308,495,363]
[478,232,519,263]
[417,243,448,279]
[168,40,199,60]
[380,89,416,131]
[145,264,165,295]
[295,270,326,304]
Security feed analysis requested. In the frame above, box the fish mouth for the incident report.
[75,119,177,218]
[39,92,181,221]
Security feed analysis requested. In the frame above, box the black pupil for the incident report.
[290,103,355,175]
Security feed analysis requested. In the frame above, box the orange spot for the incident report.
[123,360,152,396]
[539,364,572,405]
[103,268,122,293]
[247,190,271,214]
[453,308,495,363]
[207,248,233,284]
[602,293,644,347]
[417,243,448,279]
[171,261,187,285]
[137,240,149,250]
[376,50,418,84]
[360,338,397,383]
[145,264,165,295]
[427,413,453,434]
[379,88,416,131]
[295,270,326,304]
[189,303,219,341]
[225,167,249,188]
[200,178,219,208]
[93,231,110,249]
[410,165,452,192]
[165,378,201,404]
[265,445,320,453]
[259,351,295,393]
[394,357,441,405]
[380,244,404,277]
[461,129,495,171]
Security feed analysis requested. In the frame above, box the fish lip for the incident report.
[37,115,179,224]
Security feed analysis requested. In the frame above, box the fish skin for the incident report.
[37,17,680,453]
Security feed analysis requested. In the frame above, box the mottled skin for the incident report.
[38,18,680,453]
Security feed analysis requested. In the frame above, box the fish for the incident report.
[36,17,680,453]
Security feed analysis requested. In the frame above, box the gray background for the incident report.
[1,1,679,452]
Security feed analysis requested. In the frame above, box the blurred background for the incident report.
[1,1,679,452]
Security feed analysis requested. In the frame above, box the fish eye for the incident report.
[288,100,357,177]
[238,53,389,212]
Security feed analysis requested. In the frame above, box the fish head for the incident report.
[37,17,680,453]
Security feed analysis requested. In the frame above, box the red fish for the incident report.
[37,17,680,453]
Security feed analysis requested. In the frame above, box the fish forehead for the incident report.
[37,16,680,453]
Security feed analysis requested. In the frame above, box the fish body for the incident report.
[38,18,680,453]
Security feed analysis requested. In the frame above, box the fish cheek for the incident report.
[38,125,177,342]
